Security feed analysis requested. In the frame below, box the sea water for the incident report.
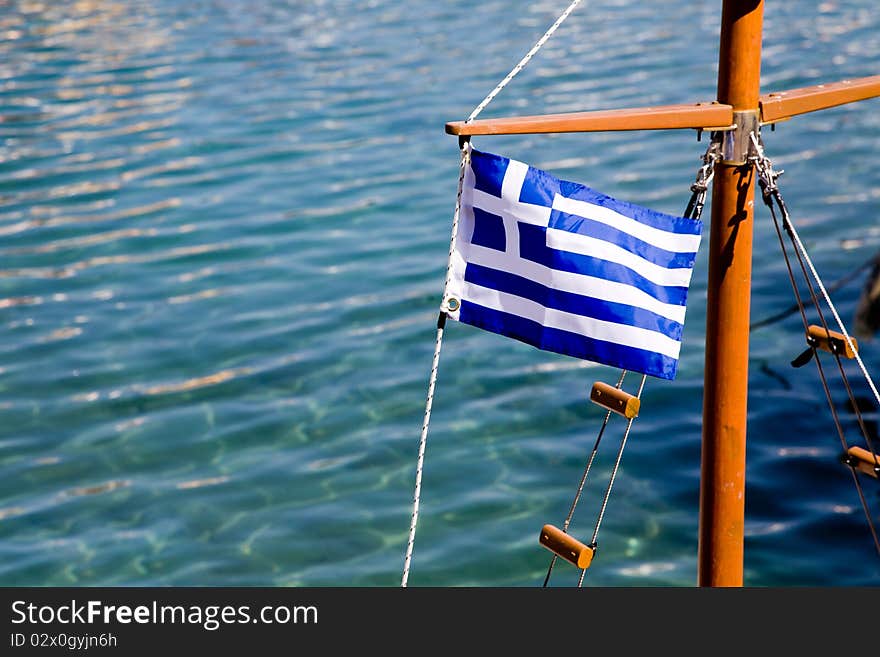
[0,0,878,586]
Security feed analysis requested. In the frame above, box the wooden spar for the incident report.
[445,102,734,135]
[444,0,880,588]
[698,0,763,588]
[446,75,880,137]
[760,75,880,122]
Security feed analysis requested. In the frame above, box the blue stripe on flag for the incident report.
[517,165,560,207]
[463,262,683,339]
[549,210,697,269]
[459,300,679,380]
[471,207,506,252]
[470,150,508,199]
[563,181,702,235]
[517,223,688,306]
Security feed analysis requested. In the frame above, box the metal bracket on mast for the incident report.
[722,110,760,165]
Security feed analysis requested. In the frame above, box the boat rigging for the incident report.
[402,0,880,587]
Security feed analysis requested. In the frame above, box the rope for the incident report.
[542,146,716,587]
[401,141,471,587]
[760,182,849,452]
[750,254,877,331]
[786,212,880,415]
[466,0,585,123]
[404,0,589,587]
[782,199,880,469]
[405,0,587,586]
[763,183,880,558]
[750,133,880,412]
[753,140,880,465]
[542,370,627,588]
[785,204,880,460]
[752,135,880,557]
[578,374,647,587]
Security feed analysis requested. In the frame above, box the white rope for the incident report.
[404,0,584,586]
[785,218,880,410]
[466,0,585,123]
[749,131,880,409]
[401,143,471,587]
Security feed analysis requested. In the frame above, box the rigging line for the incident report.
[759,186,811,336]
[772,191,880,558]
[753,135,879,466]
[780,188,880,414]
[750,254,877,332]
[401,141,472,588]
[761,177,849,453]
[465,0,585,123]
[684,142,719,220]
[770,187,880,464]
[754,149,880,557]
[544,148,715,587]
[848,464,880,557]
[578,373,647,588]
[545,148,713,588]
[771,197,880,556]
[836,364,880,462]
[782,203,880,464]
[753,141,860,452]
[542,369,627,588]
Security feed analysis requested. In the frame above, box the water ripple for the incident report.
[0,0,878,588]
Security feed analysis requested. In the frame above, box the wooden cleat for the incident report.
[539,524,595,569]
[590,381,640,418]
[845,446,880,479]
[807,325,858,359]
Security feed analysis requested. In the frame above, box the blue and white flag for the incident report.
[444,147,702,380]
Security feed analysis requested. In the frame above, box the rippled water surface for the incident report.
[1,0,879,586]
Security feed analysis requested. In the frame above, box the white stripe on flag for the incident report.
[461,281,683,359]
[470,188,552,227]
[465,243,687,323]
[546,228,696,288]
[500,159,529,204]
[552,195,702,253]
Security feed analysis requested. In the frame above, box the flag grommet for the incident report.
[446,297,460,312]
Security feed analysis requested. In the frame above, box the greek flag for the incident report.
[444,147,702,380]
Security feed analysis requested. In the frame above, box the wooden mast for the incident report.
[698,0,764,587]
[446,1,880,586]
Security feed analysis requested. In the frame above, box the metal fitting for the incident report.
[722,110,760,165]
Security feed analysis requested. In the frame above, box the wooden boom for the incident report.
[445,102,734,136]
[446,75,880,137]
[760,75,880,122]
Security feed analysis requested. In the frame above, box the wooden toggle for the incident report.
[845,446,880,479]
[539,524,594,569]
[807,325,858,359]
[590,381,640,418]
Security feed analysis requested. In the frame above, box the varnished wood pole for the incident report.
[698,0,764,587]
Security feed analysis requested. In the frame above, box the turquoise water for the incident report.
[1,0,879,587]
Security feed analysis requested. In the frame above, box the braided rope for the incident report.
[751,137,880,557]
[403,0,586,588]
[466,0,585,123]
[401,143,471,587]
[785,218,880,411]
[749,133,880,411]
